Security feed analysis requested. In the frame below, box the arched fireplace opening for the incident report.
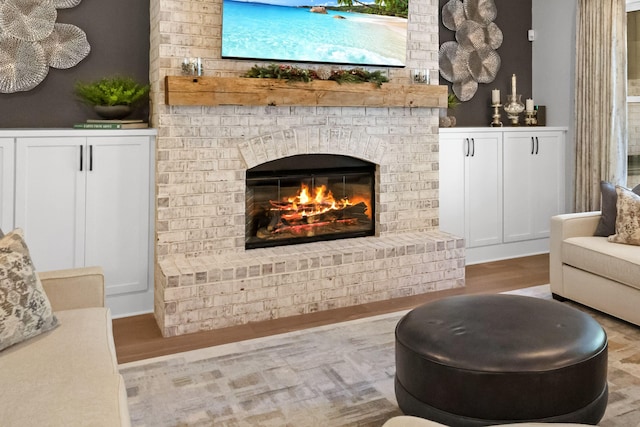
[245,154,376,249]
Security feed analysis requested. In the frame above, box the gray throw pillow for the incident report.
[594,181,640,236]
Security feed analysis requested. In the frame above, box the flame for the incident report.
[277,183,371,219]
[286,184,339,214]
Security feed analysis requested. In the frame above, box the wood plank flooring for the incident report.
[113,254,549,364]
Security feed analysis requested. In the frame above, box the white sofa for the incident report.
[0,267,131,427]
[550,211,640,326]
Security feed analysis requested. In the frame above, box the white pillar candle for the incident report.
[492,89,500,104]
[511,74,517,95]
[526,98,534,112]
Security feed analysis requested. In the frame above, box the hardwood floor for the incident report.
[112,254,549,364]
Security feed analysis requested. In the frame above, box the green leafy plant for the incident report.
[447,92,460,110]
[74,76,150,106]
[335,0,408,18]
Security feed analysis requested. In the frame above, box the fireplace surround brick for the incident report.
[155,232,464,337]
[150,0,464,337]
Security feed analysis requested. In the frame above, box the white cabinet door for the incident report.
[439,132,502,248]
[15,138,86,271]
[85,136,150,296]
[439,134,465,239]
[503,131,565,242]
[0,138,14,232]
[465,133,503,248]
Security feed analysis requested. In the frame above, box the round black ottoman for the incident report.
[394,294,608,426]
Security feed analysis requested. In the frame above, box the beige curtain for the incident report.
[574,0,628,212]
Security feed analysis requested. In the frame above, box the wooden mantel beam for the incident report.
[164,76,448,108]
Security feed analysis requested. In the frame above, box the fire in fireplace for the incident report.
[246,154,375,249]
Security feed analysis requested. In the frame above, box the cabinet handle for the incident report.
[464,138,470,157]
[79,146,83,171]
[531,137,535,155]
[535,137,539,155]
[471,138,475,157]
[89,145,93,171]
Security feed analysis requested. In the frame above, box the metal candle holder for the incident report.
[490,103,503,127]
[524,110,537,126]
[181,57,203,76]
[504,94,525,126]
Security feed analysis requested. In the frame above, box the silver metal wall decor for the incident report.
[0,0,89,93]
[439,0,502,101]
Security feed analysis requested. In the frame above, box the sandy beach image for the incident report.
[347,13,408,36]
[222,0,408,66]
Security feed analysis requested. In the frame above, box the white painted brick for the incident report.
[151,0,449,336]
[232,301,265,315]
[277,304,307,318]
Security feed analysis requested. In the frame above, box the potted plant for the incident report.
[74,76,150,119]
[439,92,460,127]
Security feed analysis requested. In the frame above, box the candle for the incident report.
[511,74,517,95]
[492,89,500,104]
[526,98,534,112]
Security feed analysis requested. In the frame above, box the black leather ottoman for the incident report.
[394,294,608,426]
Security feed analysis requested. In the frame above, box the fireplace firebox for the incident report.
[246,154,375,249]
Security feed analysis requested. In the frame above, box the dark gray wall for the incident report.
[1,0,529,129]
[439,0,532,127]
[0,0,150,128]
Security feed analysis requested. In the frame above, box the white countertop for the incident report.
[0,128,157,137]
[439,126,568,133]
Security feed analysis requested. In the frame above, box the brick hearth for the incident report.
[149,0,465,337]
[157,233,463,336]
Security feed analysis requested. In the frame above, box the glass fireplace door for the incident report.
[246,158,374,249]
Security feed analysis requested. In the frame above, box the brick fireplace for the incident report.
[149,0,465,337]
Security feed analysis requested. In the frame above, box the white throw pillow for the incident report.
[608,186,640,246]
[0,229,58,351]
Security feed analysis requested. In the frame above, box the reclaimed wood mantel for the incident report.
[164,76,448,108]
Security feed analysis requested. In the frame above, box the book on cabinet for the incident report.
[73,122,149,129]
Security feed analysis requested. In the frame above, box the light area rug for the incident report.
[120,285,640,427]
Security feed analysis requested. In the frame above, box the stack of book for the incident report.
[73,119,149,129]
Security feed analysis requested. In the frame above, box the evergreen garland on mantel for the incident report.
[243,64,389,87]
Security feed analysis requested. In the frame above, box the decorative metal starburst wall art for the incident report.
[439,0,502,101]
[0,0,90,93]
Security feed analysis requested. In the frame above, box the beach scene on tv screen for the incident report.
[222,0,408,67]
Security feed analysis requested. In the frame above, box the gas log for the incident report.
[257,202,369,239]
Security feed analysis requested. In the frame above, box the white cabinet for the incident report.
[0,138,14,232]
[503,131,565,242]
[439,131,503,248]
[440,128,566,264]
[15,137,86,271]
[84,138,151,297]
[13,130,155,316]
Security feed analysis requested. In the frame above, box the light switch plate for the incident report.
[528,29,535,41]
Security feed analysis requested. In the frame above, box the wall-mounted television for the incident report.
[221,0,408,67]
